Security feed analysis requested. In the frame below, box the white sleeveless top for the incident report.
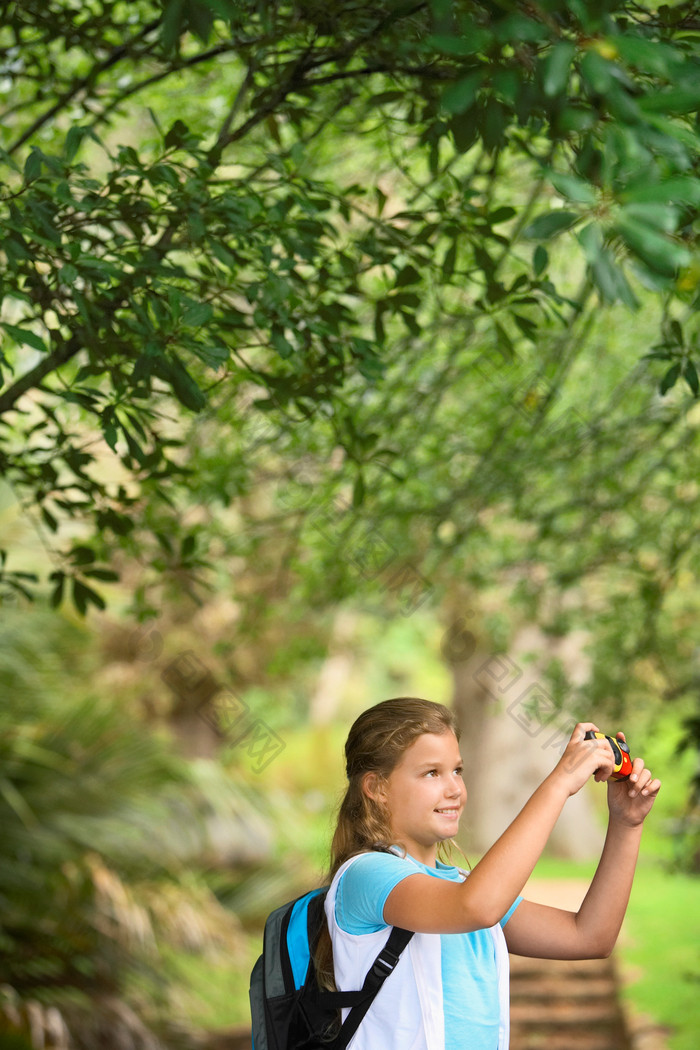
[324,852,513,1050]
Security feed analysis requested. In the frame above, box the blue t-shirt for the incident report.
[335,851,521,1050]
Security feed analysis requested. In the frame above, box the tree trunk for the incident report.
[450,625,604,860]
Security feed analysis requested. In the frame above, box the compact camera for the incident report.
[583,730,633,780]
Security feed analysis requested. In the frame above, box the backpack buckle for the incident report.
[371,946,401,978]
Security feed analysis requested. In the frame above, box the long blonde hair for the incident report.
[315,697,461,989]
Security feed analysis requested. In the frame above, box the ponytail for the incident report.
[315,697,460,989]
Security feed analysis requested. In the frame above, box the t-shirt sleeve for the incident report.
[335,852,421,934]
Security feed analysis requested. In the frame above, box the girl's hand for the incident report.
[606,732,661,827]
[550,722,616,796]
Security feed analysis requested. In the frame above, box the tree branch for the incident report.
[87,42,240,134]
[0,336,81,418]
[216,1,431,153]
[7,18,162,155]
[210,64,256,158]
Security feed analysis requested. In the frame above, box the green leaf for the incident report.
[495,13,547,44]
[482,98,506,152]
[148,163,179,187]
[164,119,191,149]
[494,322,515,360]
[533,245,548,276]
[441,72,482,115]
[580,50,614,94]
[72,578,106,616]
[49,571,65,608]
[591,246,638,307]
[577,223,639,308]
[156,355,207,411]
[70,546,96,566]
[65,126,87,162]
[683,361,699,397]
[448,111,478,153]
[23,147,43,181]
[441,241,458,278]
[41,507,58,532]
[389,292,421,310]
[523,211,579,239]
[548,171,596,205]
[427,30,491,56]
[2,323,48,354]
[352,473,366,508]
[622,176,700,208]
[660,362,681,394]
[639,85,700,114]
[513,314,538,342]
[366,90,405,107]
[488,207,516,225]
[185,0,215,43]
[543,41,576,98]
[616,218,691,277]
[192,344,230,369]
[619,202,680,235]
[395,265,422,288]
[103,421,118,451]
[182,301,214,327]
[161,0,186,53]
[83,568,120,582]
[614,36,677,77]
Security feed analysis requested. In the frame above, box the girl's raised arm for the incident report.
[503,735,660,959]
[383,724,658,940]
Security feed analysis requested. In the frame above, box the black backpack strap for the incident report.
[330,925,414,1050]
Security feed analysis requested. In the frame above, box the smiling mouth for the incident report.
[435,808,460,815]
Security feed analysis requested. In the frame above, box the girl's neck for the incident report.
[390,842,438,867]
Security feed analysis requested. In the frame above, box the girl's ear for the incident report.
[361,771,385,802]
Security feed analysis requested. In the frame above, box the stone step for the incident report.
[510,1028,627,1050]
[510,955,616,977]
[511,977,616,1000]
[509,952,633,1050]
[511,998,623,1025]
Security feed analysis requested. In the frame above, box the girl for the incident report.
[317,697,660,1050]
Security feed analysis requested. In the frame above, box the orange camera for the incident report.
[584,731,633,780]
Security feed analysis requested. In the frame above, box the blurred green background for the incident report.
[2,3,700,1049]
[0,603,697,1049]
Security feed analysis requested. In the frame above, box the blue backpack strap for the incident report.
[285,889,326,989]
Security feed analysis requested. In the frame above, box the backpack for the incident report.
[250,886,413,1050]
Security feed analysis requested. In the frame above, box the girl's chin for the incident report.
[434,818,461,837]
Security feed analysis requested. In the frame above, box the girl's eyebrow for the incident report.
[415,758,462,770]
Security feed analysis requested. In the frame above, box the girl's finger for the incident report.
[640,774,661,797]
[572,722,601,742]
[628,755,646,782]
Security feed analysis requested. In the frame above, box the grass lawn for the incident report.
[619,860,700,1050]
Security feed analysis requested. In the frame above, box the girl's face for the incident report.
[367,731,467,866]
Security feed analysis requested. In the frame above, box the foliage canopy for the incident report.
[3,0,700,606]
